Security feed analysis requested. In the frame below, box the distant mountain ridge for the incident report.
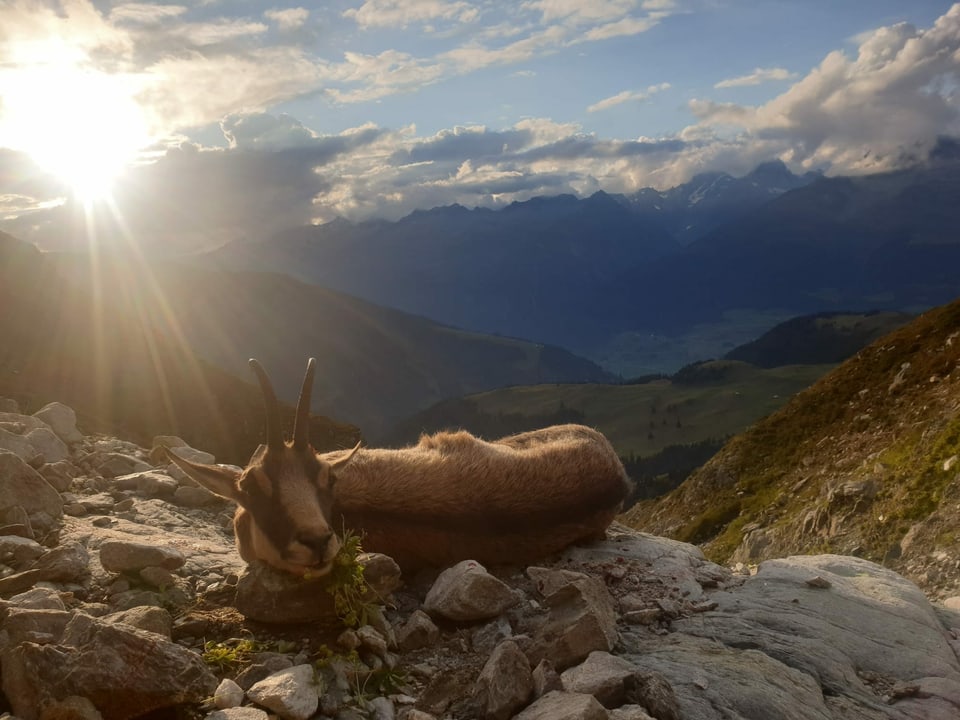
[202,160,819,352]
[206,186,679,350]
[203,159,960,361]
[625,160,820,243]
[724,310,914,368]
[609,160,960,334]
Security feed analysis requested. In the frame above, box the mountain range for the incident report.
[202,158,960,368]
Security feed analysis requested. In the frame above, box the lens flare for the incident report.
[0,39,150,204]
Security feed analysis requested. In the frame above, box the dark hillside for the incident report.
[50,254,610,436]
[724,311,914,367]
[0,236,358,462]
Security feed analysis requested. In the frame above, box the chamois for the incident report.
[165,358,632,576]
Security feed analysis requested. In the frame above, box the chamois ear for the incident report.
[161,446,242,501]
[327,442,362,470]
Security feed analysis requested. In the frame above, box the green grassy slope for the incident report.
[390,360,832,458]
[622,295,960,588]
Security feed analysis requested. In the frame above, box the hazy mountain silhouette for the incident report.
[203,159,960,354]
[1,233,610,440]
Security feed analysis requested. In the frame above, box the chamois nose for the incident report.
[296,531,335,556]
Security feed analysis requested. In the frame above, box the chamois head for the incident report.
[165,358,359,576]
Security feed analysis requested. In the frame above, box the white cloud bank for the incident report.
[714,67,798,88]
[691,5,960,173]
[588,83,671,112]
[2,3,960,252]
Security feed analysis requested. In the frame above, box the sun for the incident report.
[0,41,150,204]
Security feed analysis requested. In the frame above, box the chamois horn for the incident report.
[293,357,316,450]
[249,359,284,451]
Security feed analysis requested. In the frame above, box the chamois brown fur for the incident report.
[166,358,632,576]
[327,424,631,569]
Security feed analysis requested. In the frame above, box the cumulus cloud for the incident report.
[691,5,960,173]
[324,49,447,103]
[587,83,670,112]
[522,0,639,25]
[264,7,309,31]
[714,67,798,88]
[4,3,960,254]
[138,47,324,134]
[110,4,188,26]
[343,0,479,29]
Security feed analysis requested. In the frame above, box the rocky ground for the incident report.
[3,399,960,719]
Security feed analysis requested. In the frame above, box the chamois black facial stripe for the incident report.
[241,475,297,549]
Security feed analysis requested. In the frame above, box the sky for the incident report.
[1,0,959,253]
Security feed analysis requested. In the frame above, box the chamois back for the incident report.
[328,424,632,569]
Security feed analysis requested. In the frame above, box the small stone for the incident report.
[167,444,216,465]
[561,651,637,708]
[512,691,607,720]
[140,565,179,590]
[623,609,662,625]
[174,485,217,507]
[207,709,270,720]
[806,576,832,589]
[357,625,389,658]
[655,598,681,618]
[472,616,513,655]
[396,610,441,652]
[38,462,75,492]
[532,659,563,698]
[235,655,295,692]
[0,453,64,520]
[247,664,319,720]
[7,587,66,611]
[104,606,173,638]
[368,696,395,720]
[33,402,83,444]
[0,535,45,568]
[99,540,186,573]
[423,560,517,622]
[609,706,656,720]
[113,497,136,512]
[97,453,152,478]
[31,543,90,584]
[526,568,618,670]
[399,711,437,720]
[474,640,533,720]
[337,629,361,650]
[944,596,960,611]
[215,678,246,709]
